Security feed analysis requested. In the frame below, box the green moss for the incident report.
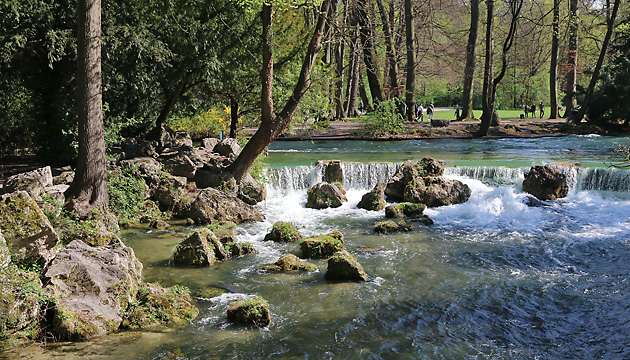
[226,296,270,328]
[0,266,43,346]
[385,203,426,218]
[121,283,198,330]
[300,232,345,259]
[258,254,317,272]
[264,221,302,242]
[373,219,412,234]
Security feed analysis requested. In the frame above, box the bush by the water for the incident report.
[359,99,406,137]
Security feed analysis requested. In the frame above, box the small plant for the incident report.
[359,99,406,137]
[107,165,149,227]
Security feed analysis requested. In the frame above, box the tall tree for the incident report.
[404,0,416,122]
[461,0,480,121]
[65,0,108,218]
[357,0,383,104]
[478,0,523,136]
[564,0,579,114]
[573,0,621,123]
[376,0,399,98]
[549,0,560,119]
[227,0,332,182]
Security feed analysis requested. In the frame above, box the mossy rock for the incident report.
[227,296,271,327]
[0,266,43,347]
[121,283,198,330]
[357,183,387,211]
[193,286,228,299]
[325,250,367,282]
[300,232,345,259]
[224,242,258,257]
[207,221,237,244]
[305,182,347,209]
[173,229,219,266]
[258,254,317,272]
[373,219,412,234]
[263,221,302,243]
[384,203,426,218]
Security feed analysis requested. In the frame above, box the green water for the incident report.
[4,135,630,359]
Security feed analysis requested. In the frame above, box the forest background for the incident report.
[1,0,629,164]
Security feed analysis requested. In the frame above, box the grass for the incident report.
[429,109,539,121]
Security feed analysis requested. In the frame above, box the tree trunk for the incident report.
[574,0,620,123]
[229,95,238,138]
[357,0,383,104]
[65,0,108,218]
[461,0,480,121]
[564,0,579,116]
[345,21,360,117]
[335,1,347,119]
[376,0,399,98]
[358,78,371,112]
[227,0,331,182]
[549,0,560,119]
[478,0,495,136]
[404,0,415,122]
[147,77,189,142]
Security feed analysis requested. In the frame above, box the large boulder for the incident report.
[120,157,162,187]
[0,191,59,266]
[385,158,445,201]
[357,183,387,211]
[152,174,187,211]
[185,188,264,224]
[306,182,347,209]
[193,166,238,195]
[322,160,344,184]
[213,138,241,158]
[237,173,266,205]
[173,229,227,267]
[202,137,219,151]
[173,131,194,150]
[403,176,471,207]
[223,242,258,257]
[227,296,270,327]
[2,166,53,199]
[120,283,198,330]
[325,250,367,282]
[263,221,302,243]
[0,267,42,346]
[258,254,317,272]
[120,137,158,159]
[207,221,238,244]
[160,154,197,179]
[43,240,143,340]
[522,165,569,200]
[300,231,345,259]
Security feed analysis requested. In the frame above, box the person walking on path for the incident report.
[539,102,545,118]
[417,103,424,122]
[427,102,435,121]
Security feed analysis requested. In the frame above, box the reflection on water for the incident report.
[4,136,630,359]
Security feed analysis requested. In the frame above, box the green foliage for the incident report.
[168,107,230,139]
[108,166,148,227]
[359,99,406,138]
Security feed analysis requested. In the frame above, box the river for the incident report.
[5,135,630,359]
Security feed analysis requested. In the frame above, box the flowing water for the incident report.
[5,135,630,359]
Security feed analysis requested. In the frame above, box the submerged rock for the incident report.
[185,187,264,224]
[173,229,225,267]
[325,250,367,282]
[373,219,413,234]
[227,296,271,327]
[522,165,569,200]
[306,182,347,209]
[0,191,59,266]
[121,283,198,330]
[44,240,143,340]
[385,202,426,218]
[357,183,387,211]
[300,232,345,259]
[263,221,302,243]
[258,254,317,272]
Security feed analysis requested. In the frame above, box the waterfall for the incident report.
[445,166,526,187]
[264,163,630,196]
[576,167,630,192]
[341,162,400,190]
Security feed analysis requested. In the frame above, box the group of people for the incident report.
[524,102,545,118]
[416,102,434,122]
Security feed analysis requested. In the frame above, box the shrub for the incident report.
[359,99,406,137]
[168,107,230,139]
